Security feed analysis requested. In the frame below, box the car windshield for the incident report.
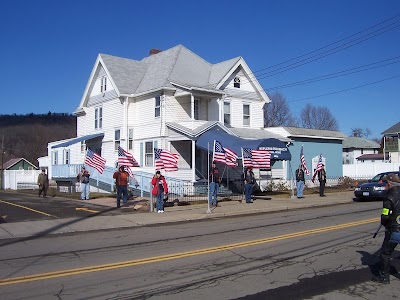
[370,174,385,182]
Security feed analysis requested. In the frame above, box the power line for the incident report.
[264,56,400,91]
[286,74,400,103]
[240,21,400,85]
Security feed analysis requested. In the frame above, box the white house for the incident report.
[342,137,380,164]
[44,45,291,193]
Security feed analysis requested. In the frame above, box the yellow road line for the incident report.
[0,217,379,286]
[0,199,55,217]
[75,208,99,213]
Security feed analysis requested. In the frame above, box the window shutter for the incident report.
[140,142,143,166]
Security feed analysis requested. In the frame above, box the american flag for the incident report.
[84,148,106,174]
[118,146,140,168]
[300,145,310,176]
[154,148,179,172]
[312,154,323,183]
[242,148,271,169]
[213,140,237,167]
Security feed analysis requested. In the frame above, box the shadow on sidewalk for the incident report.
[0,207,121,248]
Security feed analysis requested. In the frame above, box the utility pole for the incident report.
[1,135,4,190]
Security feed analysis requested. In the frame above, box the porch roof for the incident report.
[196,127,292,161]
[51,132,104,149]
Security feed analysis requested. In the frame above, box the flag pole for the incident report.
[207,142,212,214]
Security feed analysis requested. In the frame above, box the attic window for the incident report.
[101,77,107,93]
[234,77,241,88]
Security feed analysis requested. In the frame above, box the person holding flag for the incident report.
[295,164,305,199]
[312,154,326,197]
[209,161,221,207]
[243,167,255,203]
[296,145,310,199]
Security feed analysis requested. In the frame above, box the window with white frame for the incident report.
[243,104,250,126]
[155,96,161,117]
[80,141,86,153]
[64,149,70,165]
[100,77,107,93]
[53,151,58,165]
[95,107,103,129]
[224,102,231,125]
[114,129,121,151]
[145,141,153,166]
[128,128,134,150]
[194,98,199,120]
[234,76,241,88]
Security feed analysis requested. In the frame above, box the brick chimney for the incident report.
[149,48,162,55]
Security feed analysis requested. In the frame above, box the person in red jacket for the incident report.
[113,166,130,208]
[151,170,169,213]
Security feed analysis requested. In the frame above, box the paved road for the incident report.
[1,200,399,299]
[0,191,133,223]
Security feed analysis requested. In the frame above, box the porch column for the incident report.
[192,140,196,182]
[124,96,129,149]
[190,94,195,130]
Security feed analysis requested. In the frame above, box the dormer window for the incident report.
[234,77,241,88]
[100,77,107,93]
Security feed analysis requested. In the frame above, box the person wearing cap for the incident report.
[113,166,130,208]
[209,161,221,207]
[372,173,400,284]
[151,170,169,213]
[243,167,255,203]
[77,166,90,200]
[317,164,326,197]
[37,169,49,198]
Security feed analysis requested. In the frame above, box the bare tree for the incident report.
[350,127,372,138]
[264,92,297,127]
[300,104,338,130]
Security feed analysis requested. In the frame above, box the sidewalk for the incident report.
[0,191,356,240]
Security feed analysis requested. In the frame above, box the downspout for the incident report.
[125,96,129,150]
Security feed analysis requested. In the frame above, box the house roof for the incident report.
[343,137,380,149]
[99,45,245,96]
[229,127,292,142]
[356,153,389,160]
[265,126,347,140]
[2,158,37,170]
[382,121,400,135]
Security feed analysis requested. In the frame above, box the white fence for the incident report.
[343,162,400,179]
[3,170,41,190]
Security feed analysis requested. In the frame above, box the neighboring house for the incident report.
[342,137,380,164]
[264,127,347,179]
[382,121,400,163]
[45,44,293,192]
[2,158,37,170]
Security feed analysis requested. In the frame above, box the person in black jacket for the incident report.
[317,164,326,197]
[295,164,305,198]
[243,167,255,203]
[372,173,400,284]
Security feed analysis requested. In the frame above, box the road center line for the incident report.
[0,199,55,218]
[0,217,379,286]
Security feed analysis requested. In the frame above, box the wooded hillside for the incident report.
[0,113,76,167]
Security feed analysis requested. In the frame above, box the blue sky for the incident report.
[1,0,399,139]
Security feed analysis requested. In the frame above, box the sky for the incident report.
[1,0,399,139]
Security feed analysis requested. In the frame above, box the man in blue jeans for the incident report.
[295,164,305,198]
[243,167,255,203]
[77,166,90,200]
[209,161,221,207]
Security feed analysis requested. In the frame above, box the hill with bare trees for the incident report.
[0,113,76,167]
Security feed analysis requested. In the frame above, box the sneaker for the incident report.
[160,210,164,213]
[372,274,390,284]
[157,210,161,213]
